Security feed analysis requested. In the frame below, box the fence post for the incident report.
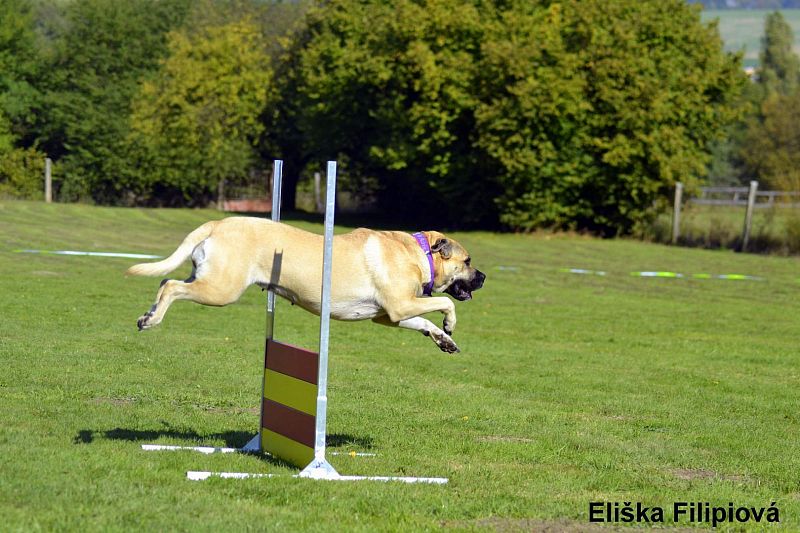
[314,172,323,213]
[217,179,225,211]
[44,158,52,203]
[672,181,683,244]
[741,180,758,252]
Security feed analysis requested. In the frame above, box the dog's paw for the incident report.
[137,312,154,331]
[432,331,460,354]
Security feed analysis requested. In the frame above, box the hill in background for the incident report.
[702,9,800,67]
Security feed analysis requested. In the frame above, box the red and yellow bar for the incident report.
[261,339,319,467]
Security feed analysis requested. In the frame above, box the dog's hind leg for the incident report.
[137,277,246,330]
[136,235,251,331]
[371,315,460,354]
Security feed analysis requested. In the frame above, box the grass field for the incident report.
[703,9,800,68]
[2,199,800,531]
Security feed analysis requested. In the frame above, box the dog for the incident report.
[127,217,485,353]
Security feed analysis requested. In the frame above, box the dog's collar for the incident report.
[412,232,435,296]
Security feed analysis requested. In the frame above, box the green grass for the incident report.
[2,199,800,531]
[703,9,800,68]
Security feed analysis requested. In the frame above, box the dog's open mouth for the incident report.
[445,280,473,301]
[445,271,485,301]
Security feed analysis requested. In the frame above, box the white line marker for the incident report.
[15,249,162,259]
[141,444,238,454]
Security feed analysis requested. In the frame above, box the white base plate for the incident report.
[141,443,376,457]
[186,471,448,484]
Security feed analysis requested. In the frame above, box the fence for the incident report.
[672,181,800,252]
[690,186,800,208]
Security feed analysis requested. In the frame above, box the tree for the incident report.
[127,17,275,205]
[288,0,743,233]
[741,91,800,191]
[37,0,191,202]
[759,11,800,97]
[739,11,800,191]
[0,0,48,198]
[477,0,744,234]
[283,0,496,226]
[0,0,41,144]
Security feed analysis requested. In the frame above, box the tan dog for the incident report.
[127,217,485,353]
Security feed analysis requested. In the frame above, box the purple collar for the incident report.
[412,232,435,296]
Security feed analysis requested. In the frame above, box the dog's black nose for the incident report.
[472,270,486,290]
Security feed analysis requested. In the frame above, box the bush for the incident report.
[0,147,46,199]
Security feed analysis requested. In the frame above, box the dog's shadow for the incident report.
[74,427,374,451]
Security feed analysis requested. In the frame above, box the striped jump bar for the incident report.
[261,339,319,468]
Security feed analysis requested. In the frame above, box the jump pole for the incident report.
[299,160,338,479]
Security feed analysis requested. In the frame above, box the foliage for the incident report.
[476,0,743,235]
[759,11,800,97]
[37,0,191,202]
[738,11,800,191]
[289,0,743,234]
[0,0,48,199]
[740,91,800,190]
[0,145,47,199]
[0,0,41,145]
[127,17,275,205]
[284,0,491,226]
[0,0,750,233]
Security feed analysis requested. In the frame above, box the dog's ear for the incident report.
[431,238,452,259]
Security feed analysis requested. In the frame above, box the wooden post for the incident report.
[741,180,758,252]
[314,172,323,213]
[672,181,683,244]
[217,179,225,211]
[44,158,52,203]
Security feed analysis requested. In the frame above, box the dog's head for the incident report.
[425,232,486,301]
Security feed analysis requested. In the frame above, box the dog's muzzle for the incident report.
[444,270,486,301]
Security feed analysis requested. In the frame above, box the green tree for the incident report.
[759,11,800,97]
[38,0,191,202]
[741,91,800,191]
[0,0,48,199]
[739,11,800,191]
[284,0,495,226]
[0,0,41,143]
[288,0,743,233]
[127,17,275,204]
[477,0,744,234]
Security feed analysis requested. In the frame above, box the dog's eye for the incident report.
[465,257,471,266]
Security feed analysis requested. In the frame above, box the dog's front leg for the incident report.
[383,296,457,334]
[372,315,459,353]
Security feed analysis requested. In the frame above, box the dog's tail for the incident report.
[126,220,219,277]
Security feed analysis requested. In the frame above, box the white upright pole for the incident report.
[300,160,339,479]
[241,160,283,454]
[266,160,283,340]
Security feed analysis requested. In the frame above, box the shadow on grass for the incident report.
[74,427,374,451]
[73,427,253,447]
